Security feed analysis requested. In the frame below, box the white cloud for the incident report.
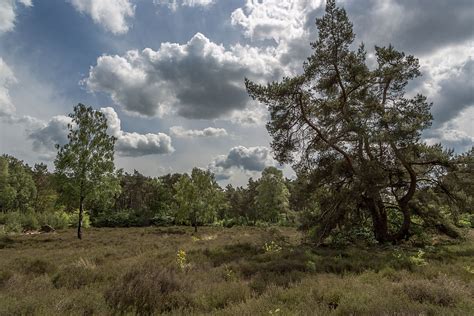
[154,0,215,11]
[231,0,323,74]
[85,32,282,120]
[170,125,227,138]
[69,0,135,34]
[100,107,174,156]
[227,104,269,126]
[231,0,321,43]
[423,106,474,153]
[0,58,17,117]
[27,107,174,158]
[208,145,277,180]
[0,0,32,34]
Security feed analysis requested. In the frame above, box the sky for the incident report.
[0,0,473,186]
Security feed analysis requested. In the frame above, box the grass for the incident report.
[0,226,473,315]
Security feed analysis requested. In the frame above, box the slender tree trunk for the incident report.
[78,196,84,240]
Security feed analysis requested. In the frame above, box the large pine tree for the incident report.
[246,0,453,244]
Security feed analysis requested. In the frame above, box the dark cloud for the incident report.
[431,58,474,127]
[210,145,276,172]
[85,33,282,120]
[28,115,71,152]
[345,0,474,55]
[423,127,473,153]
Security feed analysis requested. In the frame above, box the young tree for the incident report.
[55,104,116,239]
[173,168,224,232]
[255,167,290,222]
[246,0,452,243]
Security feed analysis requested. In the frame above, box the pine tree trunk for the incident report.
[366,196,390,243]
[393,204,411,241]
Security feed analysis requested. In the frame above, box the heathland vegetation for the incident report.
[0,1,473,315]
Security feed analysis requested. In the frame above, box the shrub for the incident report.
[263,241,282,253]
[176,249,188,271]
[13,258,57,275]
[38,210,70,230]
[402,279,459,307]
[0,234,14,249]
[91,209,152,227]
[52,264,101,289]
[21,211,40,231]
[0,270,13,288]
[105,263,188,315]
[4,212,22,233]
[194,282,250,311]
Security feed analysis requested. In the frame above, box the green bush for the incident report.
[4,212,23,233]
[38,210,70,230]
[21,211,40,231]
[0,210,77,232]
[91,209,153,227]
[68,210,90,228]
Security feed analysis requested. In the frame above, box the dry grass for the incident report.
[0,226,473,315]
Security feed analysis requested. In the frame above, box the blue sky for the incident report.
[1,0,473,185]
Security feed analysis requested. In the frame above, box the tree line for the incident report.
[0,137,294,236]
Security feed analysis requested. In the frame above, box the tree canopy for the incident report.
[246,0,454,244]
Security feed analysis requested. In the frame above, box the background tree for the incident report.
[254,167,290,223]
[0,156,15,212]
[55,103,116,239]
[173,168,224,232]
[32,163,58,213]
[0,155,36,212]
[246,0,453,244]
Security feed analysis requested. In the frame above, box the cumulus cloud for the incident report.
[0,0,32,34]
[0,58,42,127]
[430,58,474,127]
[344,0,474,56]
[0,58,17,117]
[170,126,227,138]
[27,107,174,158]
[100,107,174,157]
[84,32,282,120]
[154,0,215,11]
[208,145,277,180]
[28,115,72,152]
[231,0,321,44]
[231,0,323,73]
[424,127,474,153]
[227,104,269,126]
[69,0,135,34]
